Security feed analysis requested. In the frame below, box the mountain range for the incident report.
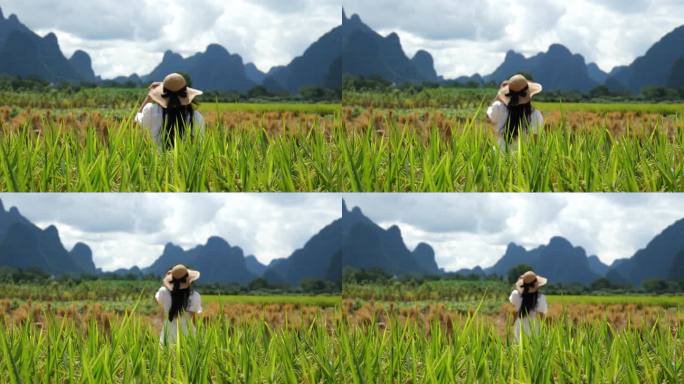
[0,199,98,276]
[341,200,442,276]
[0,7,340,94]
[342,10,440,84]
[341,11,684,93]
[0,8,95,83]
[455,219,684,286]
[0,199,340,286]
[339,200,684,286]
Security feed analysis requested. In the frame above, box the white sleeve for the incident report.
[188,291,203,313]
[536,294,548,314]
[486,101,507,125]
[137,103,162,139]
[193,111,205,135]
[530,109,544,133]
[509,290,522,309]
[155,287,171,310]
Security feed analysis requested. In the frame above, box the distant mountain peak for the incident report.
[385,32,400,43]
[206,235,230,248]
[0,7,4,19]
[71,242,91,254]
[44,224,59,237]
[504,49,524,60]
[162,50,183,62]
[547,43,572,56]
[345,13,363,25]
[505,242,525,252]
[8,206,20,216]
[162,242,183,253]
[548,236,573,248]
[43,32,58,44]
[205,43,230,56]
[414,242,434,257]
[386,224,402,236]
[342,201,363,218]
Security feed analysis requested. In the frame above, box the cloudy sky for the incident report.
[0,0,339,78]
[0,194,340,272]
[342,193,684,272]
[343,0,684,78]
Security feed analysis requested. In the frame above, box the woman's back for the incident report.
[487,100,544,136]
[135,103,205,146]
[509,289,548,340]
[155,286,202,343]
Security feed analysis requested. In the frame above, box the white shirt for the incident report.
[509,290,548,341]
[487,100,543,148]
[155,286,202,344]
[135,103,205,146]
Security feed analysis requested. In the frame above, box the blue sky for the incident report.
[0,193,340,271]
[343,0,684,78]
[342,193,684,271]
[0,0,340,78]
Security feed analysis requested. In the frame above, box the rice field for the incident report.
[2,278,684,382]
[205,294,341,307]
[341,281,684,383]
[1,88,683,191]
[339,312,684,383]
[0,303,341,382]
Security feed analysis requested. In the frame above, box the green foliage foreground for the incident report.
[0,312,341,383]
[3,309,681,382]
[1,118,683,191]
[341,316,684,383]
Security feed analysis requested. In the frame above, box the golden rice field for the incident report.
[2,279,684,382]
[0,88,682,191]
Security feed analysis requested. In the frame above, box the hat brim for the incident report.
[163,269,200,291]
[497,81,542,106]
[515,275,547,293]
[148,86,203,109]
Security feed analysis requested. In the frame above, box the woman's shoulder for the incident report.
[142,102,163,114]
[155,286,170,303]
[156,286,170,295]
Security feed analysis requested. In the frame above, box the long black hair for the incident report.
[168,273,192,322]
[518,280,539,318]
[502,84,533,142]
[504,102,533,142]
[161,86,195,149]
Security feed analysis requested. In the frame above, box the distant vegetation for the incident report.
[0,75,340,103]
[343,74,684,103]
[342,267,684,297]
[0,267,339,297]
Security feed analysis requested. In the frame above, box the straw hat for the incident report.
[496,74,542,106]
[148,73,203,108]
[163,264,200,291]
[515,270,547,294]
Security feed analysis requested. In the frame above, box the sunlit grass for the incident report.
[204,294,341,307]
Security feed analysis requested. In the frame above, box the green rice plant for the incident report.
[339,313,684,383]
[204,294,341,307]
[2,92,683,191]
[0,309,343,383]
[339,119,684,192]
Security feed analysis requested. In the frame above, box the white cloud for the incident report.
[343,0,683,78]
[342,193,684,271]
[1,0,340,78]
[0,193,341,271]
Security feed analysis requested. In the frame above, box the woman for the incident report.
[487,74,544,149]
[135,73,205,148]
[509,270,548,341]
[155,264,202,345]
